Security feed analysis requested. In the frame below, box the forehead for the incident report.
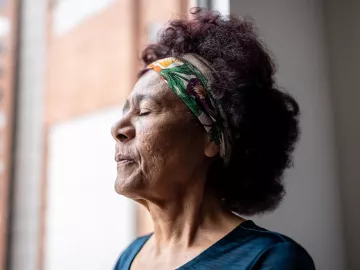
[130,70,169,98]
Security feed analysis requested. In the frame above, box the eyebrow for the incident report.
[122,93,162,114]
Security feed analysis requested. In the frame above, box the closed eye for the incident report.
[139,110,151,116]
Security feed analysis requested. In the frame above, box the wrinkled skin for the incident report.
[111,70,215,203]
[111,70,243,270]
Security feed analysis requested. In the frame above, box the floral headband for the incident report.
[147,55,232,164]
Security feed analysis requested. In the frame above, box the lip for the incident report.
[115,153,135,166]
[116,159,135,167]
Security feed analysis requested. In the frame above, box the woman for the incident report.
[112,8,315,270]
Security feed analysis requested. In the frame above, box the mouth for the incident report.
[116,159,135,167]
[115,154,135,167]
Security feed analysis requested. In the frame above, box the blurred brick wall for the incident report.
[44,0,190,253]
[45,0,189,124]
[46,0,136,124]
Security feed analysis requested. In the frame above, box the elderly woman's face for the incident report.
[111,71,208,200]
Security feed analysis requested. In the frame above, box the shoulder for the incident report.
[254,241,316,269]
[238,221,315,269]
[113,234,152,270]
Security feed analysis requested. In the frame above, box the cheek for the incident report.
[135,115,202,178]
[137,119,176,167]
[139,129,167,171]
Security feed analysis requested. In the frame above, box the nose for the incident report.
[111,115,135,143]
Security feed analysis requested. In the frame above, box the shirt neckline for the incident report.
[127,220,254,269]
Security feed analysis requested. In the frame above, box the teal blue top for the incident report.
[114,220,315,269]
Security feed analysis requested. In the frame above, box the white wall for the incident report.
[324,1,360,269]
[45,107,135,270]
[229,1,346,269]
[52,0,118,35]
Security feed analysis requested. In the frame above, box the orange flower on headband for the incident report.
[147,58,181,71]
[158,58,180,68]
[148,64,162,73]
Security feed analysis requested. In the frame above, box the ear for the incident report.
[204,136,220,158]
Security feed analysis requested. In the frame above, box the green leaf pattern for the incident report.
[147,57,231,164]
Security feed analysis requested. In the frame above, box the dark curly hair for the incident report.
[141,8,300,215]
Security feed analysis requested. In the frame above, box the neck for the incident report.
[142,182,244,251]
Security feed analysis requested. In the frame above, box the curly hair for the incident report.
[141,8,300,215]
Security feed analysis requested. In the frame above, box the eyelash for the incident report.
[139,110,151,116]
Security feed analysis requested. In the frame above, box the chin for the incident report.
[114,176,143,198]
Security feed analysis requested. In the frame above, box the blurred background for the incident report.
[0,0,359,269]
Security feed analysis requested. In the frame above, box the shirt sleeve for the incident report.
[254,241,316,270]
